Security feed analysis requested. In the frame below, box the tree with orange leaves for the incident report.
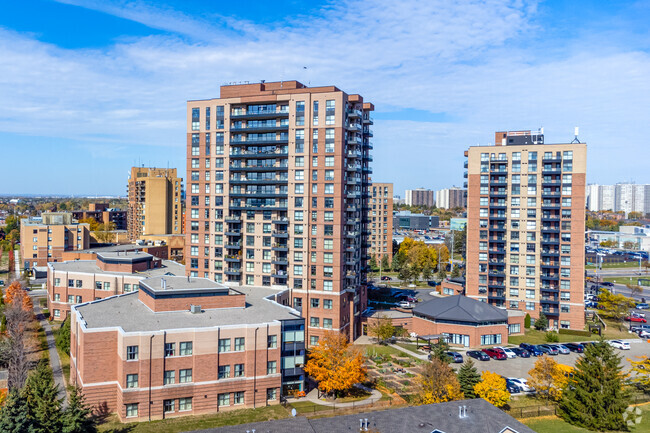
[4,281,32,312]
[304,331,366,397]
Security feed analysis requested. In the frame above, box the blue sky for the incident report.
[1,0,649,196]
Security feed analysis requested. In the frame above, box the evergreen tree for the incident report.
[23,361,63,433]
[56,318,71,354]
[0,315,6,334]
[429,339,451,363]
[62,387,97,433]
[0,389,35,433]
[524,313,531,329]
[457,359,481,398]
[380,254,390,271]
[534,312,548,331]
[558,340,630,431]
[368,255,378,271]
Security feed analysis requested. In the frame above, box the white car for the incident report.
[397,301,413,309]
[508,378,533,392]
[495,346,517,358]
[608,340,630,350]
[638,330,650,338]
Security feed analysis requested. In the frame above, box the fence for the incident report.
[506,393,650,419]
[285,396,398,418]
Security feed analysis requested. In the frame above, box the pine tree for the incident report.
[380,254,390,271]
[23,361,63,433]
[429,339,451,363]
[457,359,481,398]
[56,318,71,354]
[0,389,35,433]
[62,386,97,433]
[558,340,630,431]
[534,312,548,330]
[524,313,531,329]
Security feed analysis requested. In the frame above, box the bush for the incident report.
[545,331,560,343]
[534,312,548,331]
[558,328,591,337]
[524,313,531,329]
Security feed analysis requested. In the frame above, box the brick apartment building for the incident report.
[405,188,434,207]
[127,167,183,241]
[47,249,185,320]
[71,202,127,230]
[369,183,393,264]
[185,80,373,342]
[465,130,586,329]
[20,212,90,268]
[70,276,305,421]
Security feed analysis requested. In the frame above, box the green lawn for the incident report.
[363,344,415,359]
[604,276,648,285]
[289,400,332,414]
[395,342,425,353]
[51,323,71,386]
[508,321,638,346]
[98,405,290,433]
[586,261,645,269]
[524,403,650,433]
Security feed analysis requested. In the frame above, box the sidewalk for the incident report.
[34,302,68,407]
[388,343,428,360]
[300,387,382,408]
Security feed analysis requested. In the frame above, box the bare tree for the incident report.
[4,293,32,390]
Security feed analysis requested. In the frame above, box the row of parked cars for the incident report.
[463,340,631,362]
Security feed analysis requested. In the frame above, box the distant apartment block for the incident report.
[47,249,184,320]
[20,212,90,268]
[71,202,127,230]
[405,188,434,207]
[127,167,183,240]
[435,187,467,209]
[185,80,373,341]
[369,183,393,263]
[586,183,650,215]
[465,130,586,330]
[393,211,439,230]
[70,277,304,421]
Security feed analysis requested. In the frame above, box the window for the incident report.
[234,391,245,405]
[310,336,319,346]
[179,397,192,411]
[126,346,138,361]
[324,281,333,291]
[325,156,334,167]
[480,334,502,345]
[126,374,138,388]
[267,388,277,401]
[218,338,231,353]
[234,337,245,351]
[324,299,333,309]
[180,342,193,356]
[267,335,277,348]
[218,393,230,407]
[179,369,192,383]
[267,360,277,374]
[218,365,230,379]
[234,364,245,377]
[164,370,175,385]
[126,403,138,418]
[323,318,333,329]
[310,317,320,327]
[165,343,175,357]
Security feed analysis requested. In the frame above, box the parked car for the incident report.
[630,311,646,318]
[601,281,614,287]
[406,296,419,303]
[508,378,533,392]
[553,344,571,355]
[381,276,392,281]
[427,280,440,287]
[397,301,413,309]
[519,343,543,356]
[510,347,531,358]
[537,344,559,355]
[625,316,647,323]
[482,347,507,360]
[467,350,490,361]
[446,352,464,363]
[504,379,522,394]
[563,343,584,353]
[608,340,630,350]
[636,303,650,310]
[494,347,517,358]
[637,329,650,338]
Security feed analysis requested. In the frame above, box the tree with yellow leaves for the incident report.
[473,371,510,408]
[416,357,464,404]
[629,355,650,393]
[527,356,572,401]
[303,331,366,397]
[4,281,32,312]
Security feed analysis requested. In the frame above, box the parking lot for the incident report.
[450,339,649,379]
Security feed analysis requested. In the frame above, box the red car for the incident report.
[482,347,507,360]
[625,316,647,323]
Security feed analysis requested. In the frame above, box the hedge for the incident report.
[558,328,591,337]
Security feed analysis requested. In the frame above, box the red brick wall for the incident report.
[138,290,246,312]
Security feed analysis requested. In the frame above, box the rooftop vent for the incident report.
[190,305,201,314]
[359,418,369,431]
[459,405,468,419]
[160,278,166,290]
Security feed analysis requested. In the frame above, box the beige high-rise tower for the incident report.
[185,80,374,342]
[465,130,586,330]
[127,167,183,240]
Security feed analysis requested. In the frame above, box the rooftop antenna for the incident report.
[571,126,581,143]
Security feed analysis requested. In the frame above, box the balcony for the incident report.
[224,229,241,236]
[542,156,562,163]
[490,157,508,163]
[489,190,508,198]
[541,307,559,316]
[488,270,506,277]
[229,163,288,172]
[540,273,559,281]
[272,243,288,252]
[541,190,561,197]
[363,116,374,124]
[272,218,289,224]
[230,125,288,133]
[229,150,289,159]
[271,256,288,265]
[224,215,241,222]
[272,230,288,238]
[225,242,242,249]
[230,109,289,120]
[463,160,468,169]
[345,122,361,132]
[347,150,361,159]
[346,231,359,238]
[272,273,288,279]
[541,249,560,257]
[224,268,242,275]
[347,109,362,118]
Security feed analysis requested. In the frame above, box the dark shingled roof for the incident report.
[413,295,507,323]
[191,399,535,433]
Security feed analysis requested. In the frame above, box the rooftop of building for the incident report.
[196,398,535,433]
[413,295,508,324]
[139,275,234,296]
[48,257,185,276]
[367,309,412,320]
[76,244,162,254]
[96,250,153,263]
[74,285,301,332]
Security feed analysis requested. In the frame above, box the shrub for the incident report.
[524,313,531,329]
[55,318,71,354]
[545,331,560,343]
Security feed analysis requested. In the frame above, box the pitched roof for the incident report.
[194,399,535,433]
[412,295,507,323]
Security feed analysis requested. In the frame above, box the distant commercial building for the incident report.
[393,211,439,230]
[127,167,183,241]
[465,130,586,330]
[586,183,650,215]
[450,218,467,231]
[71,203,127,230]
[369,183,393,263]
[435,187,467,209]
[47,250,184,320]
[405,188,434,207]
[70,277,304,421]
[20,212,90,268]
[588,225,650,252]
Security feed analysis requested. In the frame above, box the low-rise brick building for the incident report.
[70,276,305,422]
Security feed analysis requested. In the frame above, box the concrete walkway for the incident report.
[301,386,382,408]
[388,343,429,360]
[33,300,68,406]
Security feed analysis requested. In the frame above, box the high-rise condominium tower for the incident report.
[185,80,374,341]
[465,130,586,330]
[127,167,183,240]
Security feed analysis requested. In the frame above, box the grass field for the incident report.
[363,344,416,359]
[395,342,425,353]
[98,405,290,433]
[508,320,637,345]
[603,276,648,285]
[523,403,650,433]
[586,261,646,269]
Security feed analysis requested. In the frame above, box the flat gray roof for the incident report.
[96,250,153,262]
[140,275,233,295]
[75,286,301,332]
[49,259,186,277]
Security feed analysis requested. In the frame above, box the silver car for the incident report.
[553,344,570,355]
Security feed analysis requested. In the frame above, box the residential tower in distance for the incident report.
[185,80,374,342]
[435,187,467,209]
[465,130,586,330]
[586,183,650,216]
[405,188,434,207]
[369,182,393,264]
